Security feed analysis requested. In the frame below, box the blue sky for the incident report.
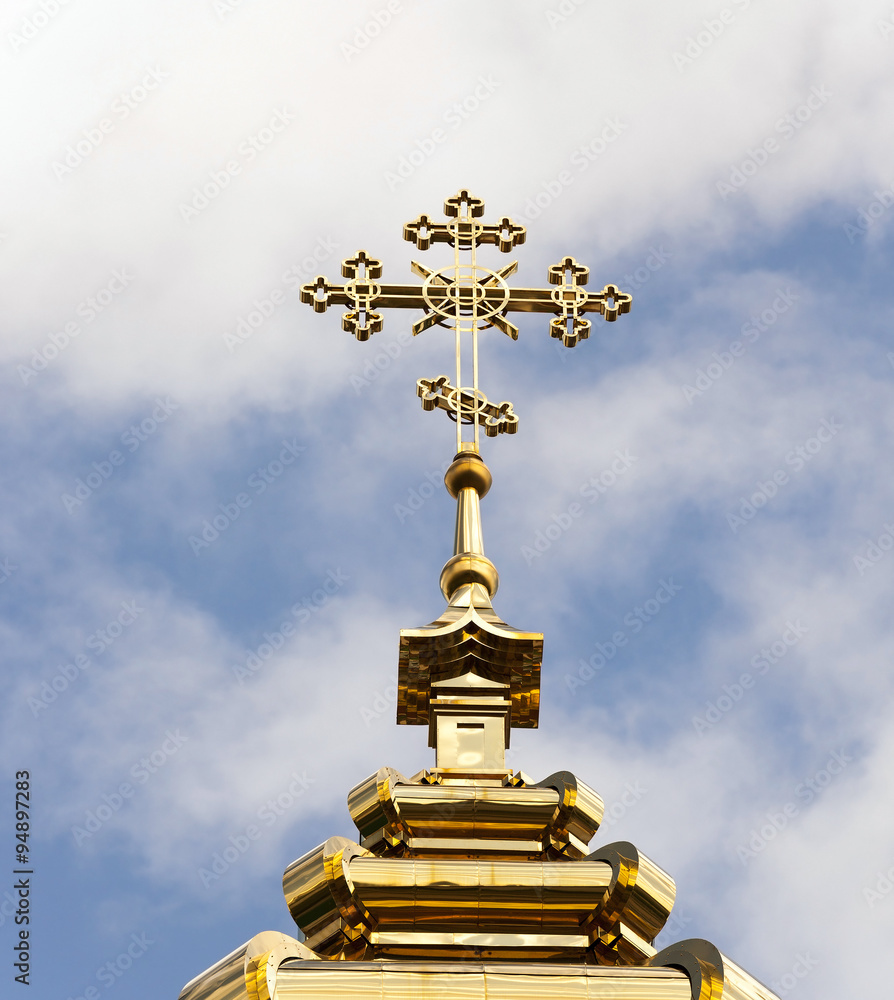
[2,2,894,998]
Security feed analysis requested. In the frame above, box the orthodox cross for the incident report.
[300,189,632,452]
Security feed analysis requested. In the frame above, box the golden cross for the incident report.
[300,189,632,451]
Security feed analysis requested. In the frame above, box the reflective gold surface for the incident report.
[353,856,611,929]
[649,940,781,1000]
[586,842,676,965]
[398,602,542,731]
[429,674,512,770]
[178,931,315,1000]
[444,451,493,498]
[300,196,631,347]
[396,447,543,748]
[280,765,674,969]
[276,962,692,1000]
[418,376,519,437]
[346,767,601,857]
[538,771,605,859]
[283,834,620,956]
[439,552,500,603]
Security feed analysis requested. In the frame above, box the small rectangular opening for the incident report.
[457,722,485,730]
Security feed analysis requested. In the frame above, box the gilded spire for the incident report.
[299,191,631,766]
[439,447,498,604]
[180,192,782,1000]
[298,189,633,765]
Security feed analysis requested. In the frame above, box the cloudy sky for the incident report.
[2,1,894,997]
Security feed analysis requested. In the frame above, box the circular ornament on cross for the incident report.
[549,281,589,311]
[421,264,510,328]
[445,384,489,425]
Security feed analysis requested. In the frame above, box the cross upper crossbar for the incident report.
[300,254,630,346]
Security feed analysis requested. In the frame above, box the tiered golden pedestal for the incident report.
[180,451,779,1000]
[180,757,775,999]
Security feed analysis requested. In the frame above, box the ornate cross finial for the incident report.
[300,190,632,452]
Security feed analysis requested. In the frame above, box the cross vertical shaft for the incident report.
[449,192,482,453]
